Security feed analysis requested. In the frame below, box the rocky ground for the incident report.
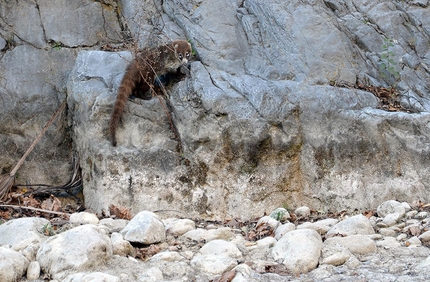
[1,200,430,281]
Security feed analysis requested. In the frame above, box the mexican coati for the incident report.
[109,40,192,146]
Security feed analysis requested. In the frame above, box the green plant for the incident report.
[187,39,196,56]
[51,41,62,50]
[379,38,400,85]
[271,209,286,221]
[40,223,55,236]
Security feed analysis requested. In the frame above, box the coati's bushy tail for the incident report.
[109,64,140,146]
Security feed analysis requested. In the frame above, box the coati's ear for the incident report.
[174,43,179,49]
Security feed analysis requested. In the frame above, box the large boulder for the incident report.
[272,229,323,274]
[36,225,113,280]
[0,247,29,282]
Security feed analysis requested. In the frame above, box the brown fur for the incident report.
[109,40,192,146]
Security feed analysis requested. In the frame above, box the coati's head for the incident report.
[172,40,192,66]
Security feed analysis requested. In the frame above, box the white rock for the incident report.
[20,242,40,261]
[181,228,208,241]
[137,267,163,281]
[345,255,361,269]
[199,239,242,259]
[416,255,430,270]
[0,246,29,282]
[275,222,295,239]
[191,254,238,276]
[26,261,40,280]
[397,233,408,241]
[70,212,99,225]
[376,237,401,249]
[272,229,322,274]
[294,206,311,218]
[36,225,112,280]
[120,211,165,244]
[150,251,185,262]
[256,236,277,248]
[233,263,253,277]
[207,227,236,241]
[99,218,129,233]
[326,214,374,238]
[312,218,339,234]
[377,200,406,218]
[182,227,235,242]
[378,228,397,237]
[63,272,120,282]
[0,217,49,250]
[382,212,402,226]
[368,234,383,240]
[111,232,134,256]
[416,211,428,219]
[321,251,350,266]
[406,210,418,218]
[297,218,339,235]
[419,230,430,242]
[257,216,281,230]
[406,236,422,247]
[269,208,291,221]
[296,222,315,230]
[190,239,242,277]
[163,218,196,236]
[401,202,412,212]
[324,235,376,255]
[181,251,194,260]
[308,264,335,280]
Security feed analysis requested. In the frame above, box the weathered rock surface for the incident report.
[325,234,377,255]
[1,203,430,280]
[272,229,323,274]
[1,0,430,220]
[1,0,430,279]
[0,217,49,250]
[163,218,196,236]
[36,224,113,280]
[62,272,121,282]
[120,211,165,244]
[64,0,430,220]
[0,247,29,282]
[326,214,375,237]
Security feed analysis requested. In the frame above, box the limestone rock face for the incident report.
[2,0,430,219]
[0,0,120,186]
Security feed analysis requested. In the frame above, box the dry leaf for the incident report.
[41,195,61,212]
[136,244,161,260]
[363,210,375,218]
[109,204,132,220]
[409,226,422,237]
[264,264,290,275]
[23,195,40,208]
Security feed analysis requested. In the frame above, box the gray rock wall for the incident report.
[0,0,120,184]
[2,0,430,219]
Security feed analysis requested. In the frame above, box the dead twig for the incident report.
[0,204,71,216]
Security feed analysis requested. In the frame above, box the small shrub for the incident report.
[379,38,400,86]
